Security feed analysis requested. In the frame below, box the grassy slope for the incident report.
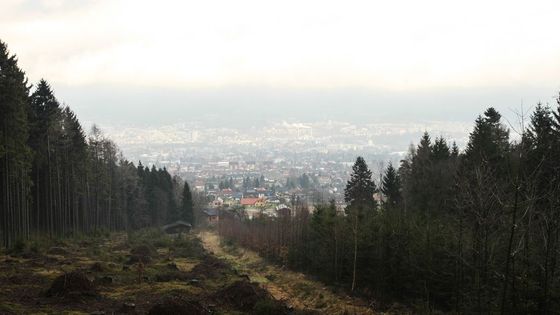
[199,231,380,315]
[0,230,395,314]
[0,229,234,314]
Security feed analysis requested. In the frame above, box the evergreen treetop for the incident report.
[344,156,377,211]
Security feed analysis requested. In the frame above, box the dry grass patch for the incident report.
[199,231,377,315]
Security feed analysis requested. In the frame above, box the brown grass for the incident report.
[199,231,378,315]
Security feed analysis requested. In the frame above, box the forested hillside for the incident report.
[219,101,560,313]
[0,40,192,247]
[3,36,560,314]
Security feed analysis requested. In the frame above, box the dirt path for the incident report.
[199,231,377,315]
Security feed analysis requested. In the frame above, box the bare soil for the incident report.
[0,231,386,314]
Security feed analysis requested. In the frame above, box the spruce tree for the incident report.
[528,104,555,150]
[344,156,376,291]
[29,79,63,235]
[527,103,556,182]
[432,137,450,161]
[525,103,559,310]
[451,141,460,158]
[431,136,455,215]
[61,107,88,234]
[344,157,376,210]
[409,131,433,213]
[0,40,32,247]
[456,107,511,311]
[463,107,509,170]
[381,163,401,209]
[309,200,339,281]
[181,181,194,225]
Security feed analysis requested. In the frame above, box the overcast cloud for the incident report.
[1,0,559,126]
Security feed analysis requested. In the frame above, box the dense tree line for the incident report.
[219,101,560,313]
[0,40,194,247]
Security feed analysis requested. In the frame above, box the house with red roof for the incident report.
[240,197,266,207]
[240,198,259,206]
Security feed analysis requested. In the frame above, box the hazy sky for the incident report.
[2,0,559,125]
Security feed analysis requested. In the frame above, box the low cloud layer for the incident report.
[2,0,560,90]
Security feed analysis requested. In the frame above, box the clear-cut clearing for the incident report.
[199,231,379,315]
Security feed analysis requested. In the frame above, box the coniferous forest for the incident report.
[2,36,560,314]
[219,100,560,313]
[0,40,192,247]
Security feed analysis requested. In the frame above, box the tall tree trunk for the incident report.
[501,179,519,315]
[351,214,358,292]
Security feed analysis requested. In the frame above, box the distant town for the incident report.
[97,119,471,212]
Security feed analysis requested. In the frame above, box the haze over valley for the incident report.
[2,1,560,314]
